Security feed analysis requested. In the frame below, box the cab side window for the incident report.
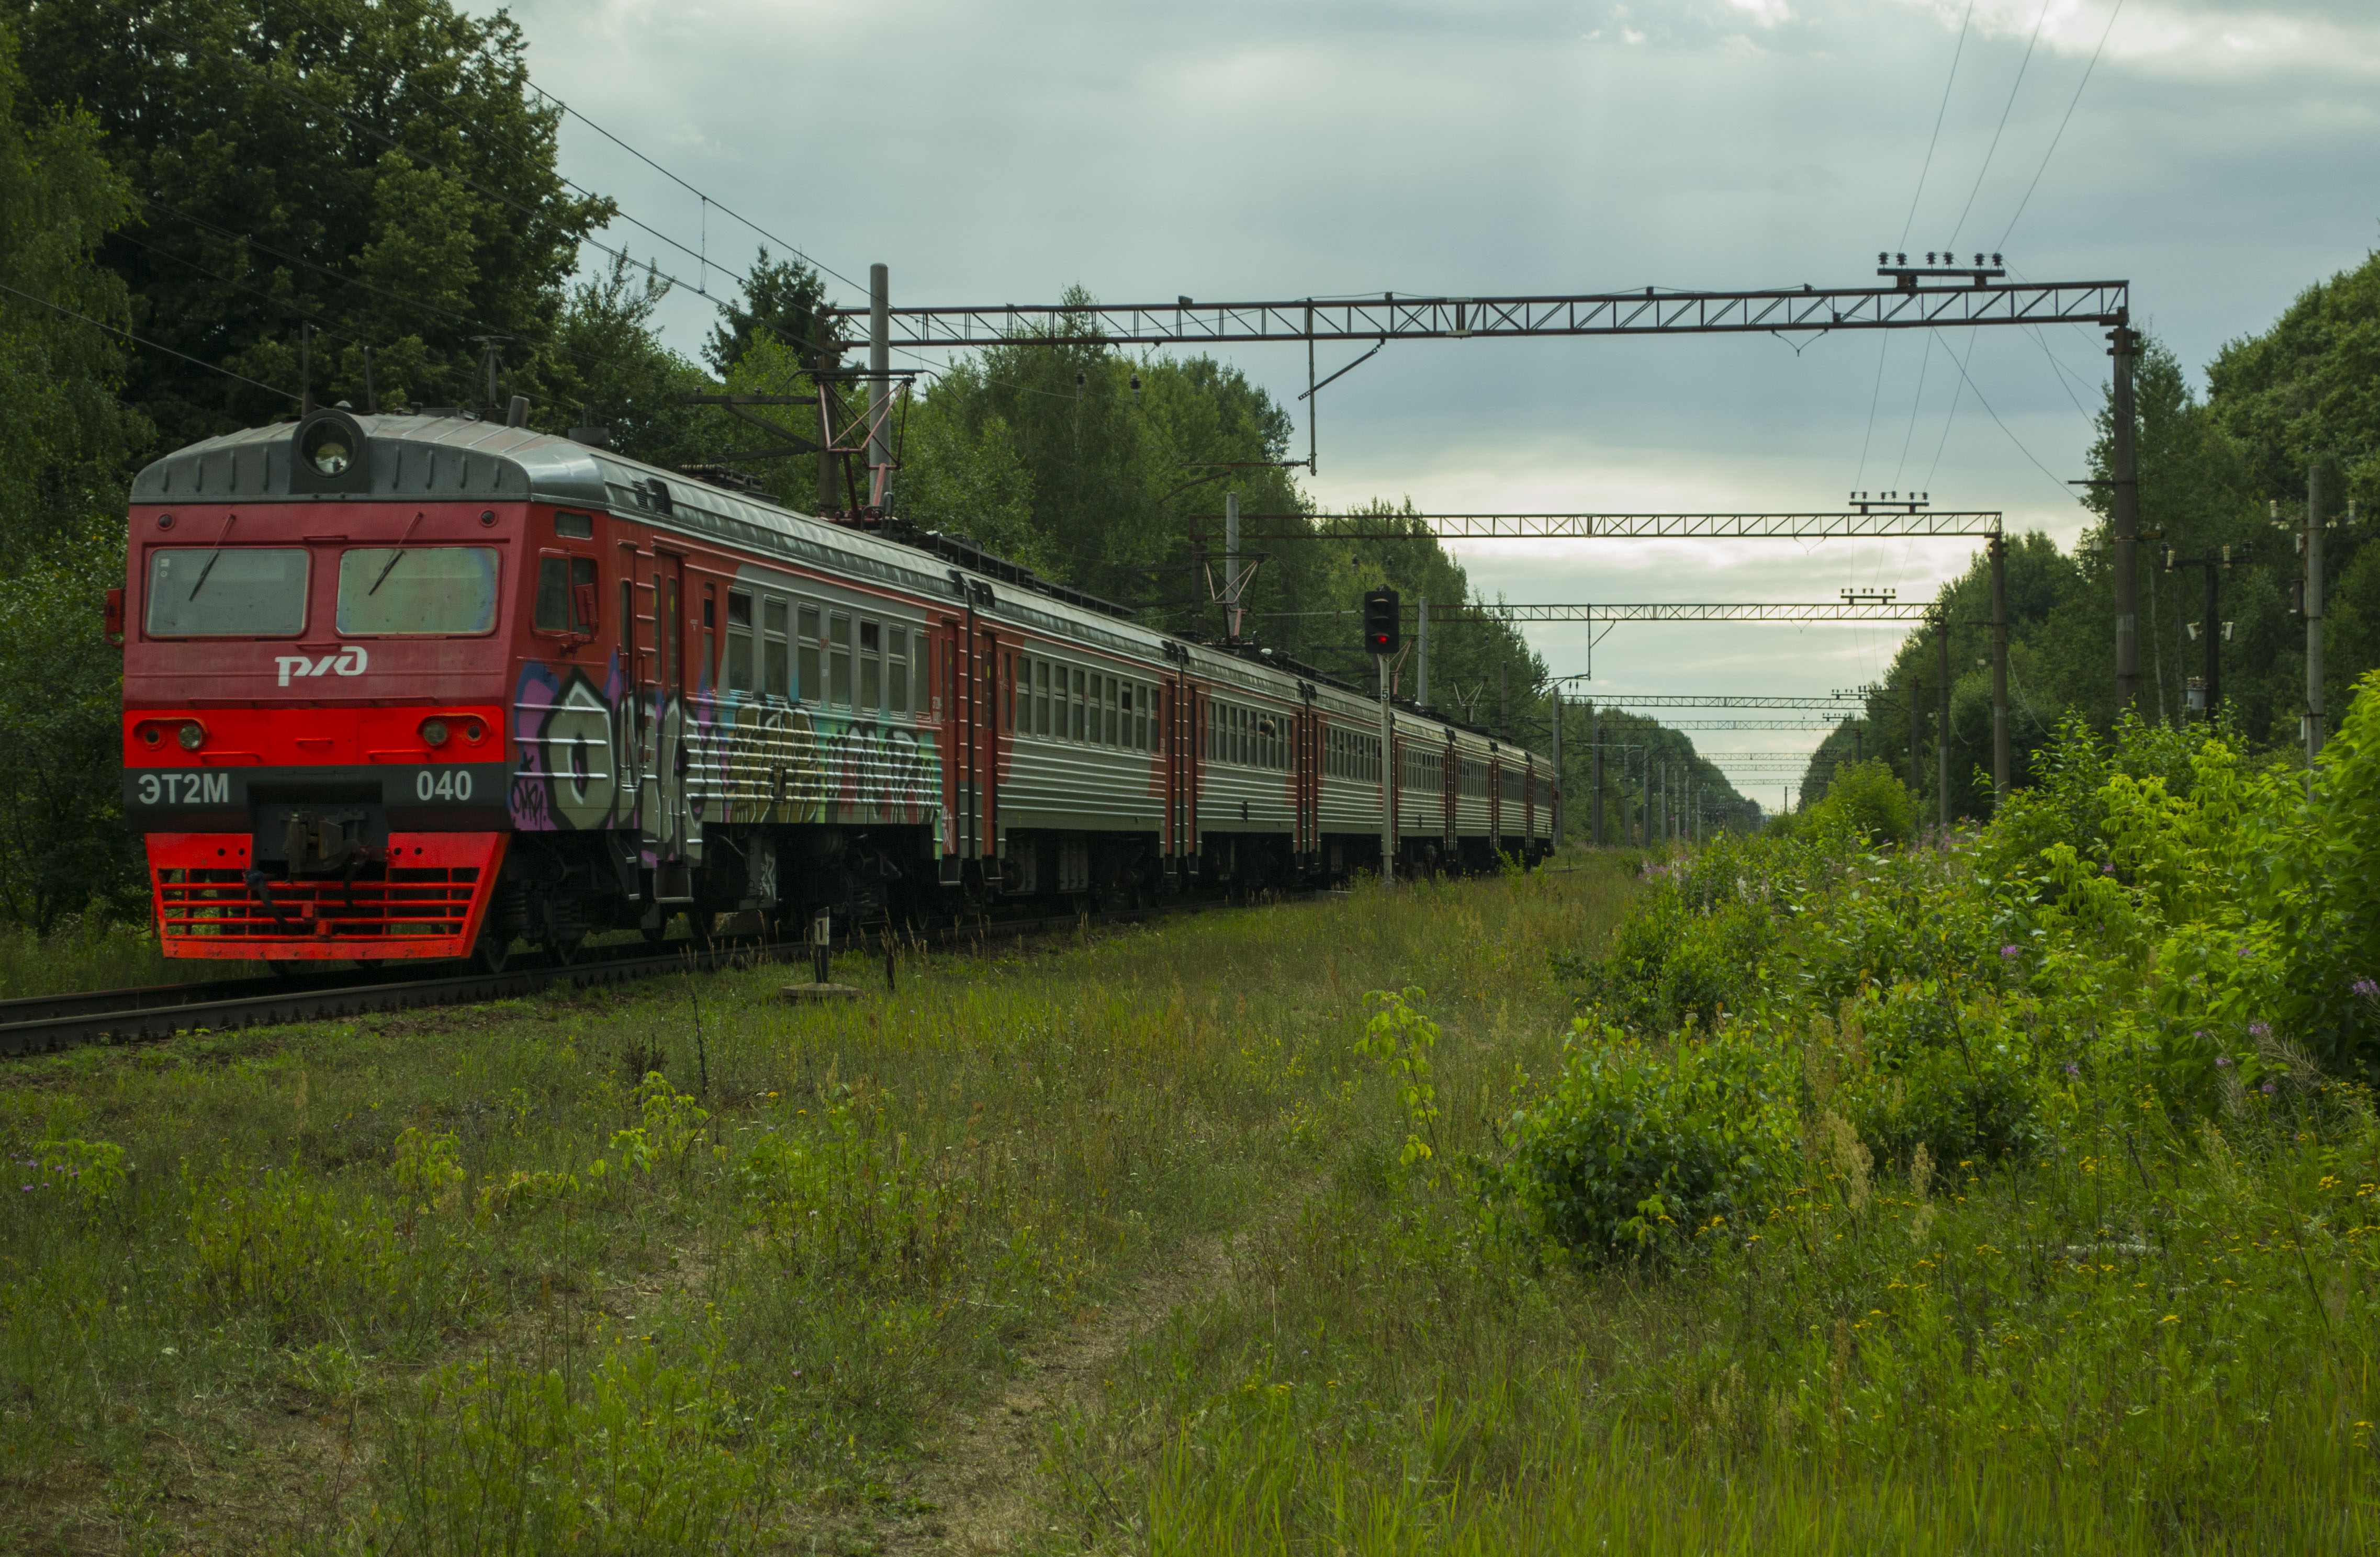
[534,555,598,634]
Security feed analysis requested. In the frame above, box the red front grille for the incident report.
[146,832,506,960]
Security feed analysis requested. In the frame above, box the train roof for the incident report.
[131,412,1546,760]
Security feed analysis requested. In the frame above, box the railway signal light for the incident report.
[1363,588,1400,655]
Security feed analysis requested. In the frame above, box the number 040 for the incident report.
[416,769,473,802]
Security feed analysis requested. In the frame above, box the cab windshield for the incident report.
[145,547,309,637]
[336,547,500,636]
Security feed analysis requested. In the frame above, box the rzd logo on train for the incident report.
[274,646,369,686]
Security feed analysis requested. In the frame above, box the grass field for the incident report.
[6,815,2373,1555]
[0,860,1629,1554]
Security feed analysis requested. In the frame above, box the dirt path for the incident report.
[878,1185,1303,1556]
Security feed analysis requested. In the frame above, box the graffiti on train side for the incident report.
[508,658,940,834]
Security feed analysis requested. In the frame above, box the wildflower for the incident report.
[2160,1314,2179,1325]
[2356,978,2380,1001]
[2261,1082,2276,1096]
[2064,1063,2080,1076]
[2102,862,2116,875]
[2249,1021,2271,1040]
[2215,1056,2231,1068]
[2000,945,2020,960]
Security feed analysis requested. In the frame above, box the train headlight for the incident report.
[177,722,204,752]
[419,717,450,748]
[302,420,352,476]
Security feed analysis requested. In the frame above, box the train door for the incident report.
[976,625,1001,864]
[1295,695,1319,861]
[1387,729,1400,859]
[935,614,963,878]
[614,540,643,827]
[1165,677,1203,875]
[650,550,695,893]
[1525,759,1537,844]
[1441,739,1456,853]
[1487,758,1502,850]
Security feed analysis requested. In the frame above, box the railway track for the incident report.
[0,895,1271,1059]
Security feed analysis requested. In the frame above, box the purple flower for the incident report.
[2064,1063,2080,1076]
[2355,978,2380,1001]
[2215,1056,2231,1068]
[2249,1021,2271,1040]
[2261,1081,2276,1096]
[2193,1029,2208,1040]
[2000,945,2020,960]
[2102,862,2117,876]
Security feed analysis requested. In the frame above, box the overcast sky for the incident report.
[491,0,2379,797]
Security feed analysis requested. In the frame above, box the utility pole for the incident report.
[2165,545,2240,723]
[1417,596,1429,706]
[2109,325,2143,716]
[1499,663,1510,741]
[815,317,843,514]
[1935,613,1952,829]
[1550,687,1563,842]
[2307,463,2326,763]
[1590,705,1603,847]
[868,264,892,509]
[1990,533,2009,804]
[1225,491,1241,641]
[1908,675,1923,803]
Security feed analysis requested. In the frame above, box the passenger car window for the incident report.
[828,613,852,707]
[339,547,500,635]
[797,604,821,702]
[724,590,754,693]
[763,599,789,697]
[889,627,909,712]
[859,619,882,712]
[145,547,309,637]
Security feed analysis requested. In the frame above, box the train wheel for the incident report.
[548,933,585,966]
[475,932,511,975]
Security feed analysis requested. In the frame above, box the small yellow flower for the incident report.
[2160,1314,2180,1324]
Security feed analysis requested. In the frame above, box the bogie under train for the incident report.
[117,411,1555,965]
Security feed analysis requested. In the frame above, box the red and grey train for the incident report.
[117,409,1556,966]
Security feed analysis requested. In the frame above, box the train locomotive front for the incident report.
[121,411,566,965]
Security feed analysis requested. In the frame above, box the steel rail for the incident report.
[0,897,1289,1059]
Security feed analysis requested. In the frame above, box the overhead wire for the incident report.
[143,11,724,303]
[1947,0,2056,249]
[1997,0,2128,253]
[1900,0,1976,250]
[522,84,867,297]
[0,280,299,401]
[1927,326,2078,501]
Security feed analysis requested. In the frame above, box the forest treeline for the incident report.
[1797,272,2380,816]
[0,0,1603,931]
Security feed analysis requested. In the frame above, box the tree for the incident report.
[13,0,612,450]
[0,16,144,553]
[705,247,826,376]
[0,18,147,926]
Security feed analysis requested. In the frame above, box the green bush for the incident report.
[1816,988,2046,1172]
[1804,758,1916,848]
[1506,1021,1799,1259]
[1553,877,1775,1036]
